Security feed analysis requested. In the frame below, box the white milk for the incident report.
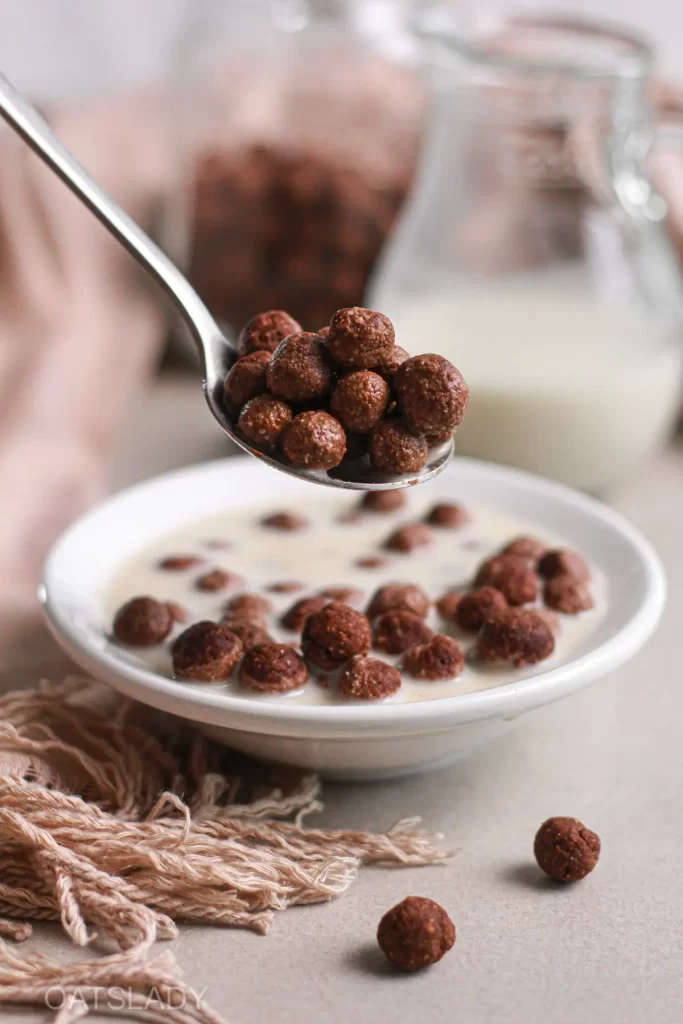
[391,288,683,492]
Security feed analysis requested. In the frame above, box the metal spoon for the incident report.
[0,72,453,491]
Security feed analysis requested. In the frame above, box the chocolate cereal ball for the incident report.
[544,575,594,614]
[377,897,455,972]
[534,816,601,882]
[238,394,293,451]
[195,569,236,593]
[455,586,508,633]
[539,549,591,582]
[330,371,390,433]
[385,522,433,553]
[158,554,203,571]
[477,609,554,668]
[501,536,549,562]
[282,411,346,470]
[436,591,463,621]
[373,345,409,385]
[373,610,433,655]
[166,601,188,625]
[475,554,538,606]
[359,490,406,513]
[113,597,172,647]
[316,325,330,340]
[327,306,395,369]
[280,595,330,633]
[302,601,371,667]
[367,583,430,621]
[369,420,428,475]
[426,503,469,529]
[239,643,307,693]
[237,310,301,357]
[172,621,243,682]
[223,351,271,412]
[395,354,469,438]
[403,634,465,680]
[260,511,308,531]
[266,331,333,402]
[225,593,272,618]
[339,656,401,700]
[223,618,272,649]
[320,586,362,604]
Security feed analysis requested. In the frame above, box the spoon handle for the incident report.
[0,71,219,355]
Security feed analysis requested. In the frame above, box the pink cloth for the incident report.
[0,91,171,602]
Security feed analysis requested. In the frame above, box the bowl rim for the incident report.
[40,456,666,736]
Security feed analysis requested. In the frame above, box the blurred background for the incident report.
[0,0,682,595]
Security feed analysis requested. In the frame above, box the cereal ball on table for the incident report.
[367,582,430,620]
[113,597,172,647]
[369,420,428,475]
[373,610,433,655]
[475,554,538,606]
[455,586,508,633]
[330,371,390,433]
[538,549,590,582]
[339,656,401,700]
[534,816,601,882]
[238,395,293,451]
[302,601,371,670]
[359,490,406,513]
[544,575,594,614]
[282,411,347,470]
[239,643,308,693]
[280,595,330,633]
[477,609,554,668]
[172,621,243,682]
[238,310,301,357]
[384,522,433,553]
[266,331,333,402]
[327,307,395,368]
[223,351,271,412]
[402,634,465,680]
[377,897,455,972]
[395,354,469,438]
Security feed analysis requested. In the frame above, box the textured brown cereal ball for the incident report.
[402,634,465,680]
[266,332,333,402]
[373,610,433,655]
[172,621,243,682]
[477,609,555,668]
[327,306,395,369]
[330,371,390,433]
[367,583,430,621]
[544,575,594,614]
[225,593,272,618]
[267,580,304,594]
[316,325,330,340]
[302,601,371,665]
[373,345,410,385]
[113,597,172,647]
[475,554,538,606]
[222,617,272,649]
[369,420,428,475]
[195,569,236,593]
[237,310,301,357]
[239,643,307,693]
[395,354,469,437]
[501,536,549,562]
[223,351,271,411]
[320,586,362,605]
[280,595,330,632]
[384,522,433,553]
[534,816,601,882]
[377,897,455,972]
[455,586,509,633]
[158,554,203,571]
[282,411,347,470]
[166,601,188,625]
[539,549,591,582]
[238,394,293,451]
[260,511,308,531]
[425,503,469,529]
[436,591,463,621]
[302,638,348,672]
[359,490,407,513]
[339,656,401,700]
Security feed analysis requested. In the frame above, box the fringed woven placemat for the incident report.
[0,677,448,1023]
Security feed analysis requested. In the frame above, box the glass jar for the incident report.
[165,0,424,335]
[370,7,683,494]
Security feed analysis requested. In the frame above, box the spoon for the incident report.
[0,72,453,491]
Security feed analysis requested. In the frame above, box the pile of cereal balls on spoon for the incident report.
[223,307,469,475]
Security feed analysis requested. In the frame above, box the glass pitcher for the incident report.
[369,7,683,494]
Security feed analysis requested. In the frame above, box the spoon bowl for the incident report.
[0,71,452,491]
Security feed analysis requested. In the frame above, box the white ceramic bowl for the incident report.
[40,457,665,780]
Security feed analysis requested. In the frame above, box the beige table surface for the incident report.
[4,375,683,1024]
